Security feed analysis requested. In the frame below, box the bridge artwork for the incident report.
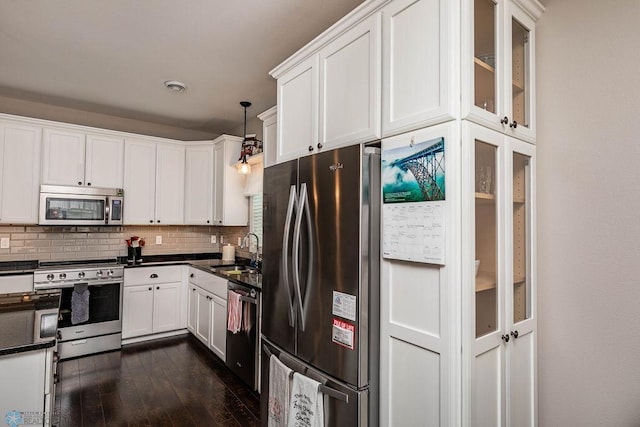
[387,138,445,202]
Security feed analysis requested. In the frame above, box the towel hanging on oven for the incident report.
[71,283,90,325]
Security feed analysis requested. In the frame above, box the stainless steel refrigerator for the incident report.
[260,143,380,426]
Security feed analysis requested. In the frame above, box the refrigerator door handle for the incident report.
[281,185,297,327]
[292,182,313,332]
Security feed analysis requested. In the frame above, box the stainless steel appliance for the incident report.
[261,144,380,426]
[39,185,124,226]
[34,260,124,360]
[226,281,260,390]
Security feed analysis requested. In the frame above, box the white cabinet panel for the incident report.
[212,135,248,226]
[0,349,47,418]
[319,13,381,147]
[382,0,452,136]
[123,139,156,224]
[42,128,86,186]
[257,107,277,168]
[153,282,181,333]
[85,134,124,188]
[473,347,502,426]
[187,284,197,333]
[0,122,41,224]
[155,143,185,224]
[184,144,214,225]
[277,56,318,163]
[122,284,154,338]
[210,294,227,360]
[195,288,212,345]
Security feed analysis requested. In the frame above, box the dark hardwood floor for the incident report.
[54,335,260,426]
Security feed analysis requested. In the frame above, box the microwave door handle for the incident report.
[281,185,297,327]
[105,197,111,224]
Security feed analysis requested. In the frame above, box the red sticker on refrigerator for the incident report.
[332,318,355,350]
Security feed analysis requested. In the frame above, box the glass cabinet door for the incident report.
[512,151,531,323]
[509,15,531,131]
[474,0,498,115]
[474,139,498,338]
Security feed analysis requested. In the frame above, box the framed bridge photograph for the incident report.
[382,136,446,265]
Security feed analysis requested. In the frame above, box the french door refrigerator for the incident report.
[260,143,380,426]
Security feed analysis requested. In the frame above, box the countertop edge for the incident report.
[0,339,56,357]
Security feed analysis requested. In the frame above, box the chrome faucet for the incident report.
[241,232,261,267]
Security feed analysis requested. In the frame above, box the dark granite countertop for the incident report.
[0,290,60,356]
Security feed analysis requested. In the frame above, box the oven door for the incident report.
[39,192,108,225]
[57,281,122,341]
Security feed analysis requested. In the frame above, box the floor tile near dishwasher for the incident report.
[54,335,260,426]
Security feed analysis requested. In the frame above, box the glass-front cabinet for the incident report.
[467,0,537,142]
[466,122,537,426]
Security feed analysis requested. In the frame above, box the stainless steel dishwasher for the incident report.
[226,281,260,391]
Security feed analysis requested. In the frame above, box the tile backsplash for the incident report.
[0,225,250,262]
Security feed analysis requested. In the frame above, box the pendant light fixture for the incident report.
[237,101,252,174]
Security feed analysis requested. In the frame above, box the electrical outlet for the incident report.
[155,235,162,245]
[210,235,217,244]
[0,238,9,249]
[238,237,242,246]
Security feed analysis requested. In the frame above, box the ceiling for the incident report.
[0,0,364,140]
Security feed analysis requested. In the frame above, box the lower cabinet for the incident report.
[188,268,228,361]
[123,266,184,340]
[0,347,57,426]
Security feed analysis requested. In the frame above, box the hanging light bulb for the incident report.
[237,101,252,174]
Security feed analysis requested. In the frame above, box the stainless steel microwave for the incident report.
[39,185,124,225]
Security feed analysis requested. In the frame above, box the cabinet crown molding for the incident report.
[512,0,545,20]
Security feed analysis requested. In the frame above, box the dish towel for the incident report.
[71,284,90,325]
[287,372,324,427]
[227,290,242,333]
[242,297,253,333]
[268,354,293,427]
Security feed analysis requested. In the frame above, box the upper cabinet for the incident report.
[184,143,215,225]
[42,128,124,187]
[381,0,454,137]
[124,139,185,225]
[0,121,41,224]
[464,0,540,142]
[212,135,248,226]
[257,107,277,168]
[273,10,382,163]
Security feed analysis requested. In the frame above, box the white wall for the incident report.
[536,1,640,425]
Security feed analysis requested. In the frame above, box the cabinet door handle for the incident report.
[77,181,83,185]
[509,120,518,129]
[191,288,196,292]
[510,330,519,339]
[148,287,152,291]
[149,219,153,223]
[150,274,158,278]
[190,273,194,278]
[500,116,509,125]
[87,182,91,186]
[308,145,314,152]
[501,334,510,343]
[156,286,160,290]
[317,142,323,149]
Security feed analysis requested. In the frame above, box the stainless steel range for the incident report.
[34,259,124,360]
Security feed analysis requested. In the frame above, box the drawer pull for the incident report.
[150,273,158,279]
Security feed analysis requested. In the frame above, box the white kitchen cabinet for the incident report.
[184,143,214,225]
[212,135,248,226]
[187,267,228,361]
[123,266,184,340]
[464,0,539,142]
[0,121,41,224]
[210,293,227,361]
[257,107,277,168]
[463,121,537,426]
[275,56,318,163]
[42,128,124,187]
[319,13,381,148]
[123,139,185,225]
[122,284,154,338]
[273,12,381,163]
[0,348,48,425]
[381,0,454,136]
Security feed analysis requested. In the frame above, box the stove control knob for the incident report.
[59,273,66,280]
[96,270,103,278]
[108,270,114,277]
[47,274,54,281]
[78,272,85,279]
